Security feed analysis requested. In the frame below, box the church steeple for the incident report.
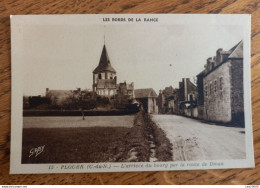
[92,43,117,96]
[99,44,110,66]
[93,44,116,73]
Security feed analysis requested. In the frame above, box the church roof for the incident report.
[228,40,243,58]
[134,88,158,98]
[93,45,116,73]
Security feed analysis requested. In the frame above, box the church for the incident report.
[92,43,158,114]
[92,44,117,96]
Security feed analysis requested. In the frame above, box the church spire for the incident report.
[100,44,110,65]
[92,44,116,73]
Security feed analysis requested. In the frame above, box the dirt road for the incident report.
[152,114,246,161]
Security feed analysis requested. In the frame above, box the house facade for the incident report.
[197,41,244,126]
[92,44,117,97]
[178,78,197,103]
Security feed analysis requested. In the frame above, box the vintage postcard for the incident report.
[10,14,254,174]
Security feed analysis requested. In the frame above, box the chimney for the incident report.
[207,57,212,72]
[216,48,223,64]
[46,88,49,92]
[207,57,212,64]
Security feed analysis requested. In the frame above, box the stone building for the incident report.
[171,88,180,114]
[157,86,180,114]
[134,88,158,113]
[157,86,174,113]
[157,90,166,114]
[197,41,244,126]
[197,70,205,119]
[157,80,197,115]
[113,82,135,109]
[178,78,197,102]
[117,82,135,100]
[177,78,198,117]
[92,44,117,97]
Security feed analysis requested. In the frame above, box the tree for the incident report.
[62,90,97,120]
[23,96,30,109]
[45,92,60,109]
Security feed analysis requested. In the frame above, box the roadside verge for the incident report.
[124,111,173,162]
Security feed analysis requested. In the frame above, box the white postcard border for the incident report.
[10,14,254,174]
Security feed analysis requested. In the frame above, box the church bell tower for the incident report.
[92,44,117,96]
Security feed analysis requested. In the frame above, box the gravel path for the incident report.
[152,114,246,161]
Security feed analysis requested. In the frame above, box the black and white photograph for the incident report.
[10,14,254,174]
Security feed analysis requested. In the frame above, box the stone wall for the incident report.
[230,59,245,126]
[197,105,205,119]
[148,97,158,114]
[197,73,204,106]
[204,61,232,123]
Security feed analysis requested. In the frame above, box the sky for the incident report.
[18,15,246,96]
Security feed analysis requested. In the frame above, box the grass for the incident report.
[22,127,131,163]
[22,113,150,163]
[143,112,173,161]
[23,115,134,128]
[22,111,172,163]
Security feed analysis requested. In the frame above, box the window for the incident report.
[219,77,223,91]
[214,80,217,93]
[209,83,212,95]
[189,94,193,101]
[98,73,102,79]
[205,85,208,97]
[110,73,113,79]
